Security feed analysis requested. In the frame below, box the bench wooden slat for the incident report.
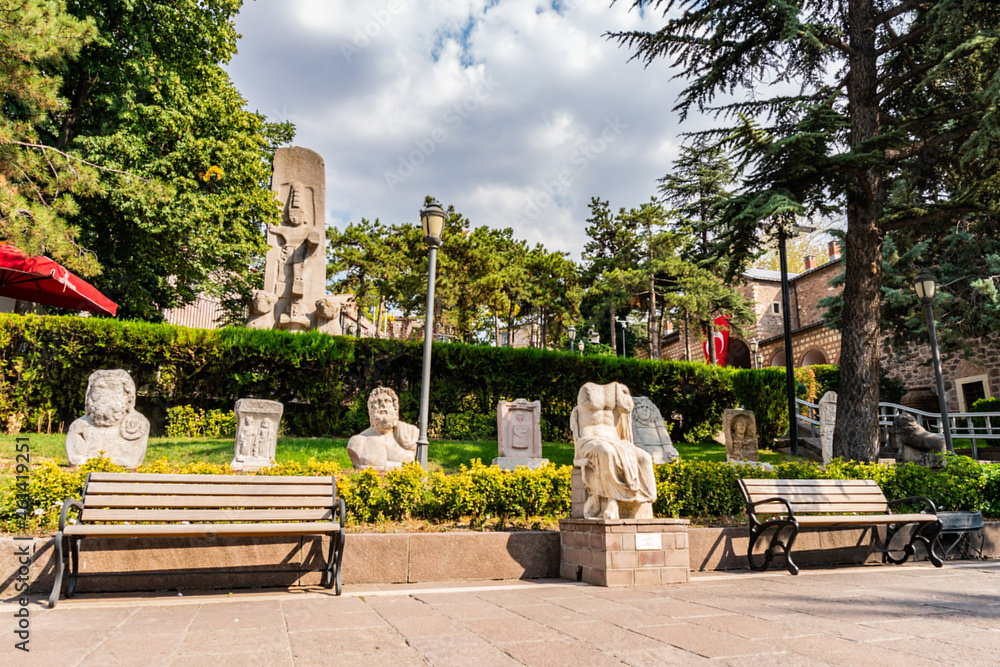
[749,492,888,503]
[741,478,879,487]
[86,473,333,484]
[753,502,890,514]
[81,508,333,522]
[64,521,340,537]
[85,482,331,496]
[84,495,333,509]
[796,513,938,527]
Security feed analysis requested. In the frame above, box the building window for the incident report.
[771,302,781,314]
[957,374,990,412]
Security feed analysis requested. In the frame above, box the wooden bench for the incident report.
[737,478,943,574]
[49,472,346,607]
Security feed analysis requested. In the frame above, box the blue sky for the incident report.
[225,1,699,260]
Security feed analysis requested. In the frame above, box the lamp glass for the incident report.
[420,200,446,239]
[568,325,576,341]
[577,341,585,352]
[749,338,758,353]
[913,271,935,304]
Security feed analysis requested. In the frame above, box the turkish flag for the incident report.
[702,315,730,366]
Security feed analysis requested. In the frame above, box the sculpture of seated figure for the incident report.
[570,382,656,520]
[347,387,418,471]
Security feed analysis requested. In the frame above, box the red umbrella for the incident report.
[0,244,118,316]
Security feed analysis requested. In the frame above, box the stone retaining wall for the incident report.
[5,522,997,598]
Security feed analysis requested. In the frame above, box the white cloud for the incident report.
[226,0,690,261]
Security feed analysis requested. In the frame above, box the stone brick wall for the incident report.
[882,338,1000,412]
[559,518,690,586]
[790,263,842,329]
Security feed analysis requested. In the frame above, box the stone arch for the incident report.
[800,348,827,366]
[727,339,751,369]
[769,348,786,366]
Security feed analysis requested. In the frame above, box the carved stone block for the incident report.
[723,409,758,462]
[230,399,284,471]
[493,398,547,469]
[631,396,679,464]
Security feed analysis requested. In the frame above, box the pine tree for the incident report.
[609,0,1000,461]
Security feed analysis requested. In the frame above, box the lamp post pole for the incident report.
[416,199,446,469]
[914,271,954,453]
[778,226,799,457]
[616,318,627,357]
[749,338,759,370]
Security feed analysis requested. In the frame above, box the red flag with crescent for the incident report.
[702,315,730,366]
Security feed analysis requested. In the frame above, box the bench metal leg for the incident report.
[748,520,800,575]
[67,536,81,597]
[324,499,346,595]
[48,532,67,609]
[884,522,943,567]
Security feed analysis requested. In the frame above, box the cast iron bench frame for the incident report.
[738,478,943,575]
[48,472,346,607]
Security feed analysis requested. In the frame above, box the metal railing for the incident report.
[794,399,1000,460]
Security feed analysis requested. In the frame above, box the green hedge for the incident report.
[4,454,996,534]
[1,314,852,445]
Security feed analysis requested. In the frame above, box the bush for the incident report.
[165,406,237,438]
[732,368,788,448]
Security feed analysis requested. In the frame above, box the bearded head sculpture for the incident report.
[86,370,136,428]
[367,387,400,434]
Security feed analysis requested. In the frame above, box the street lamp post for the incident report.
[416,199,446,469]
[567,325,576,352]
[749,338,759,370]
[616,317,627,357]
[913,271,954,453]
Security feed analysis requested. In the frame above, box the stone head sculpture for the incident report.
[85,370,137,428]
[315,297,341,320]
[368,387,400,433]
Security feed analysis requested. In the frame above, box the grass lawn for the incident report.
[1,433,795,479]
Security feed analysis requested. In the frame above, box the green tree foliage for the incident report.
[609,0,1000,461]
[0,0,98,273]
[32,0,292,320]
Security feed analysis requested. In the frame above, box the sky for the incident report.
[224,0,701,262]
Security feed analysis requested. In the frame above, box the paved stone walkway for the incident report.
[8,561,999,666]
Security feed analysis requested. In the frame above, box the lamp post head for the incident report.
[578,341,585,353]
[568,325,576,341]
[420,198,446,248]
[913,270,936,305]
[749,338,758,353]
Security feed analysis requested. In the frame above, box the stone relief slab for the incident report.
[66,370,150,469]
[570,382,656,520]
[819,391,837,465]
[493,398,547,470]
[724,409,759,462]
[630,396,679,464]
[230,399,284,471]
[348,387,418,471]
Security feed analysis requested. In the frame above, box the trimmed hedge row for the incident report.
[2,314,876,446]
[4,455,997,535]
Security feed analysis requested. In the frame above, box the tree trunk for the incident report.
[684,312,691,361]
[540,309,548,350]
[833,0,884,463]
[374,294,384,339]
[494,313,500,346]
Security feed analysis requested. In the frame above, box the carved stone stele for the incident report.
[348,387,419,471]
[247,146,343,335]
[570,382,656,520]
[724,409,759,462]
[493,398,547,470]
[630,396,679,464]
[65,370,150,469]
[230,399,284,471]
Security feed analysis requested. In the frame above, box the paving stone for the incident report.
[287,626,409,660]
[190,600,285,630]
[170,648,294,667]
[767,635,940,667]
[112,604,199,635]
[686,613,819,640]
[385,613,465,638]
[78,633,183,666]
[460,615,566,646]
[636,622,777,659]
[500,638,626,667]
[174,626,290,656]
[551,619,666,653]
[616,646,714,666]
[406,633,521,666]
[873,635,1000,667]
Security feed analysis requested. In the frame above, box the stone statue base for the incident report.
[492,456,549,471]
[230,456,275,472]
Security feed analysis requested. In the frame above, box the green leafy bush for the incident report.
[732,368,788,448]
[165,406,237,438]
[444,411,497,441]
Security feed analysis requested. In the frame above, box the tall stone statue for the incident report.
[248,147,342,334]
[570,382,656,520]
[230,399,284,471]
[631,396,679,464]
[348,387,419,471]
[65,370,150,468]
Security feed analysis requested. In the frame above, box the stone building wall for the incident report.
[881,339,1000,412]
[790,263,843,330]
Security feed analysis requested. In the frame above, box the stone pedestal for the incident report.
[559,517,690,586]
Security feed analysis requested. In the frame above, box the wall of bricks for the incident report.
[882,338,1000,412]
[559,518,690,587]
